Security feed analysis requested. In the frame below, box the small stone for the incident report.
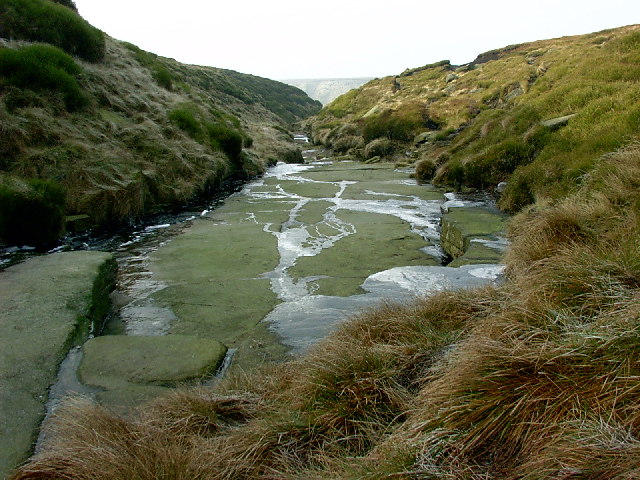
[540,114,577,130]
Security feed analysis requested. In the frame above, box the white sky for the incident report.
[73,0,639,81]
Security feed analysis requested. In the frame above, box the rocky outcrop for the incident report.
[0,251,116,479]
[540,114,577,130]
[440,206,507,266]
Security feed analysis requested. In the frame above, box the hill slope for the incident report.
[308,24,640,212]
[0,0,321,246]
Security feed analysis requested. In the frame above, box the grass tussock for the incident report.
[12,143,640,478]
[0,0,105,62]
[13,398,219,480]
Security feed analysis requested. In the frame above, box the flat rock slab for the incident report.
[0,251,116,480]
[79,335,227,390]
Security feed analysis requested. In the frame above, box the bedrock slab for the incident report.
[79,335,226,388]
[78,335,227,409]
[0,251,116,479]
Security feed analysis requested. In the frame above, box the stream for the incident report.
[39,147,507,413]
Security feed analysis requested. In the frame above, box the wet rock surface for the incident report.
[148,159,506,365]
[0,251,116,479]
[79,335,227,409]
[439,201,508,266]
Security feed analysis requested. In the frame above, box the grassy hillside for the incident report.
[9,21,640,480]
[0,0,320,246]
[308,25,640,212]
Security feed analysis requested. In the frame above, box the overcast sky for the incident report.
[73,0,639,81]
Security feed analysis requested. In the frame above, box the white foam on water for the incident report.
[145,223,171,231]
[237,160,507,352]
[268,264,506,352]
[264,162,315,180]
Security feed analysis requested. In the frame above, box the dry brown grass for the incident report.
[142,387,263,437]
[12,398,218,480]
[361,142,640,478]
[514,418,640,479]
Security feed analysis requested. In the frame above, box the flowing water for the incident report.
[39,150,507,412]
[129,153,506,362]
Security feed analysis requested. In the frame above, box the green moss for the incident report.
[168,104,205,141]
[151,65,173,90]
[206,122,244,163]
[168,103,247,164]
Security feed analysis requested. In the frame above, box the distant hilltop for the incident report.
[282,77,373,105]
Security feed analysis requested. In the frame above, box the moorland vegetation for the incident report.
[13,142,640,478]
[310,25,640,213]
[6,11,640,480]
[0,0,320,247]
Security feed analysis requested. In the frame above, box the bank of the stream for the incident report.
[0,251,116,480]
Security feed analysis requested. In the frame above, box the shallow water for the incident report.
[146,158,506,364]
[42,155,507,415]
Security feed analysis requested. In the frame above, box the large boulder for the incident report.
[540,114,577,130]
[440,206,508,266]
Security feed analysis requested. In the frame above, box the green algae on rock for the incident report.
[144,160,447,371]
[289,209,439,296]
[0,251,116,479]
[440,206,507,266]
[79,335,227,388]
[150,218,282,346]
